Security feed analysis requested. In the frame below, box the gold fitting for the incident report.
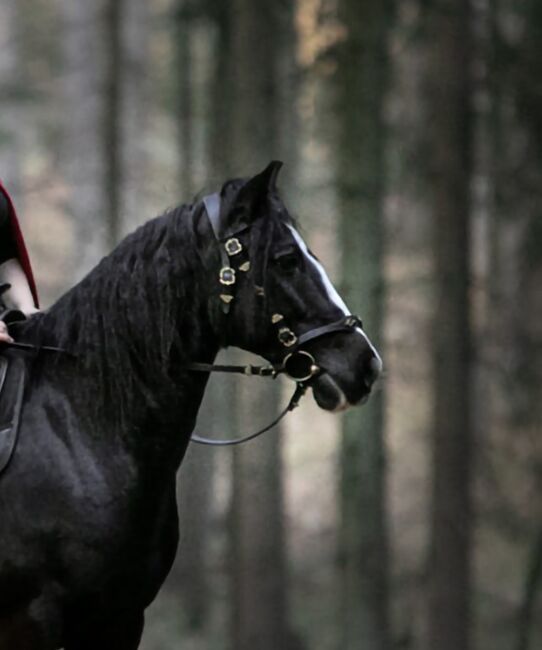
[278,327,297,347]
[239,261,251,272]
[345,315,360,328]
[220,294,234,304]
[219,267,236,286]
[225,238,242,256]
[271,313,284,324]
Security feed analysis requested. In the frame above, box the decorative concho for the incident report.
[225,238,242,256]
[278,327,297,347]
[219,267,236,286]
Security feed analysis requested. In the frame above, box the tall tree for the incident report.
[0,0,23,193]
[61,0,106,276]
[176,0,196,198]
[334,1,392,649]
[103,0,123,248]
[119,0,150,233]
[226,2,299,649]
[425,2,473,650]
[173,0,216,632]
[488,1,542,646]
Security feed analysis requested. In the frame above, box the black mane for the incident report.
[19,205,204,425]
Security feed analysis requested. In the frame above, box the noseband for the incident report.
[188,193,362,446]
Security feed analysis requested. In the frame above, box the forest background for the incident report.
[0,0,540,649]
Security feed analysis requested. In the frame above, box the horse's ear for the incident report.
[265,160,283,190]
[226,161,284,230]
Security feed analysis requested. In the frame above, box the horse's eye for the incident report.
[275,252,300,273]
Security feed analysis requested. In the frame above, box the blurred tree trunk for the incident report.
[61,0,106,276]
[487,1,542,646]
[176,0,195,198]
[488,0,542,430]
[208,0,233,179]
[103,0,150,243]
[517,524,542,650]
[174,0,214,632]
[425,2,473,650]
[103,0,123,247]
[228,2,299,649]
[0,0,23,194]
[120,0,150,231]
[334,1,392,649]
[176,437,214,631]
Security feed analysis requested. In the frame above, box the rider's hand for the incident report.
[0,320,13,344]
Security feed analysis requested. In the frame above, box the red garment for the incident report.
[0,180,39,308]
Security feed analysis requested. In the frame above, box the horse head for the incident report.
[197,161,382,413]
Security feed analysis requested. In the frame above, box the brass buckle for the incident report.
[282,351,319,382]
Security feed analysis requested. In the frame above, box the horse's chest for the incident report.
[3,433,179,609]
[61,474,179,604]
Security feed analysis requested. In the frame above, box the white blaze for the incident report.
[287,225,383,368]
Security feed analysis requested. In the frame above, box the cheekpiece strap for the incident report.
[203,193,233,314]
[203,193,221,240]
[202,192,252,315]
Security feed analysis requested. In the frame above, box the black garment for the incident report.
[0,192,17,264]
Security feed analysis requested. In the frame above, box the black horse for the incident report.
[0,162,381,649]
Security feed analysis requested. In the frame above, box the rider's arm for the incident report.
[0,258,39,315]
[0,194,38,328]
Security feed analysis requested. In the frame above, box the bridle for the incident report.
[187,193,362,446]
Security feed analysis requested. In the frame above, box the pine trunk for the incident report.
[61,0,106,276]
[488,1,542,645]
[426,2,473,650]
[334,1,391,648]
[103,0,123,248]
[119,0,150,231]
[174,2,215,630]
[228,2,297,649]
[0,0,23,194]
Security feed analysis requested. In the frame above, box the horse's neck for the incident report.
[17,210,222,461]
[23,306,219,464]
[133,359,216,470]
[38,335,219,473]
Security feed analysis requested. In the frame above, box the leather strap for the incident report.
[0,340,71,355]
[0,355,26,476]
[186,361,277,377]
[203,192,234,314]
[296,316,362,347]
[202,193,221,240]
[190,383,306,446]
